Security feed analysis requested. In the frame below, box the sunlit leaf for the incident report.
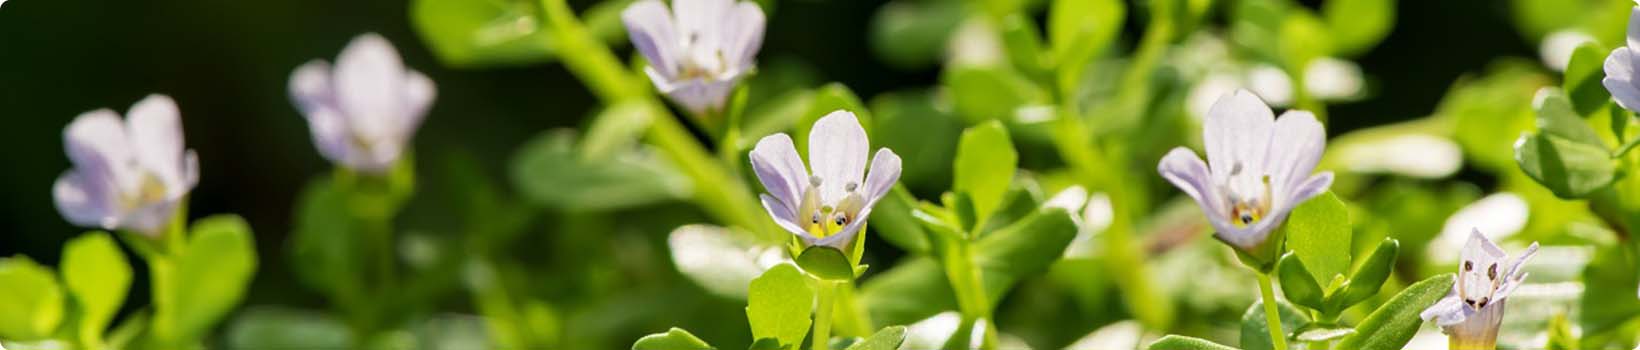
[0,256,64,340]
[60,232,132,347]
[1282,191,1352,286]
[953,121,1018,226]
[633,327,715,350]
[1322,0,1394,57]
[1149,335,1241,350]
[1335,273,1454,350]
[156,215,259,344]
[844,326,907,350]
[1240,299,1309,350]
[746,264,814,348]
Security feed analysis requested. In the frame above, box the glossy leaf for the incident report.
[511,129,690,211]
[1564,43,1611,116]
[844,326,907,350]
[1282,191,1352,286]
[943,66,1046,125]
[1324,238,1398,314]
[1149,335,1241,350]
[1322,0,1394,57]
[1240,300,1309,350]
[1276,253,1325,311]
[157,215,259,343]
[746,264,814,348]
[867,186,931,254]
[0,256,64,340]
[973,207,1079,305]
[1335,273,1454,350]
[633,327,715,350]
[1534,88,1603,145]
[60,232,132,347]
[796,246,855,281]
[1514,132,1618,199]
[953,121,1018,227]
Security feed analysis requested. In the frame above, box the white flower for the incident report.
[1158,90,1334,264]
[749,111,902,251]
[54,95,199,236]
[1604,7,1640,112]
[289,33,435,174]
[622,0,765,116]
[1421,230,1538,348]
[1541,30,1596,72]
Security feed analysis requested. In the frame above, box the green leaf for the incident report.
[796,246,856,281]
[1240,300,1309,350]
[1577,244,1640,339]
[1149,335,1241,350]
[748,337,788,350]
[746,264,814,348]
[1049,0,1125,89]
[290,177,364,298]
[1280,11,1332,70]
[582,101,656,159]
[1276,253,1325,311]
[156,215,259,344]
[225,307,352,350]
[511,129,690,211]
[998,15,1048,76]
[953,121,1018,227]
[633,327,715,350]
[867,0,965,69]
[1535,88,1604,146]
[1293,324,1356,343]
[1324,238,1398,314]
[870,90,963,194]
[942,66,1046,125]
[410,0,554,68]
[974,207,1079,305]
[1231,0,1291,63]
[0,256,65,340]
[1335,273,1455,350]
[857,258,956,326]
[1565,43,1613,116]
[1322,0,1394,57]
[1514,132,1619,199]
[845,326,907,350]
[61,232,133,347]
[866,186,931,254]
[1281,191,1352,287]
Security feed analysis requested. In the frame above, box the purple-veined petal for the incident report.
[861,148,902,208]
[761,194,815,240]
[1158,147,1225,223]
[335,33,406,141]
[720,2,765,69]
[623,0,680,77]
[64,109,139,194]
[1420,293,1471,327]
[125,94,188,189]
[1266,110,1326,206]
[1202,89,1276,180]
[808,110,868,204]
[53,170,113,228]
[750,133,810,208]
[1604,48,1640,111]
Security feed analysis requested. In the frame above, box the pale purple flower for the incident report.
[622,0,765,116]
[1420,230,1538,347]
[1604,6,1640,112]
[289,33,435,174]
[1157,90,1334,261]
[749,111,901,250]
[53,95,199,236]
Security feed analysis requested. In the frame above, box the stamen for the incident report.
[844,182,857,192]
[809,176,822,187]
[810,211,822,224]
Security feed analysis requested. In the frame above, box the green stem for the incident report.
[941,241,997,350]
[813,280,839,350]
[1257,272,1289,350]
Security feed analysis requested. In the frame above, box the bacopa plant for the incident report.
[7,0,1640,348]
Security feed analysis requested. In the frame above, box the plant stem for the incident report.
[1257,272,1289,350]
[813,279,838,350]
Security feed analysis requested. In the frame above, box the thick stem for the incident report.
[812,280,839,350]
[1257,272,1289,350]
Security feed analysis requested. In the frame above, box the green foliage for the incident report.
[1049,0,1125,94]
[1281,191,1352,286]
[1240,300,1308,350]
[871,91,964,194]
[1322,0,1394,57]
[796,246,856,281]
[1577,244,1640,347]
[943,67,1047,125]
[1564,43,1612,116]
[61,232,133,347]
[0,256,65,340]
[511,128,690,212]
[225,307,353,350]
[1276,253,1325,311]
[953,121,1019,229]
[868,0,965,69]
[844,326,907,350]
[1323,238,1398,314]
[290,177,365,299]
[411,0,629,68]
[633,328,715,350]
[746,264,814,349]
[1335,273,1454,350]
[1516,88,1620,198]
[1149,335,1241,350]
[153,215,259,345]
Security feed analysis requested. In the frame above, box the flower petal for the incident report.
[1420,293,1471,327]
[403,69,436,134]
[289,60,335,113]
[1604,48,1640,111]
[673,0,733,51]
[719,1,766,69]
[861,148,902,208]
[815,207,871,250]
[1202,90,1276,179]
[335,33,407,140]
[761,194,816,241]
[1284,172,1334,207]
[623,0,680,77]
[125,94,188,189]
[54,170,113,228]
[1266,110,1327,207]
[660,76,738,115]
[750,133,809,208]
[1158,147,1225,223]
[808,110,868,203]
[1628,6,1640,51]
[64,109,138,192]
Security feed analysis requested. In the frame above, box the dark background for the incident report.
[0,0,1531,325]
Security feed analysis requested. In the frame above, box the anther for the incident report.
[844,182,857,192]
[809,176,822,187]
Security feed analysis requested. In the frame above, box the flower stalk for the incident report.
[1257,272,1289,350]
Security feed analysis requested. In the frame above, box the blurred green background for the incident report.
[0,0,1537,346]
